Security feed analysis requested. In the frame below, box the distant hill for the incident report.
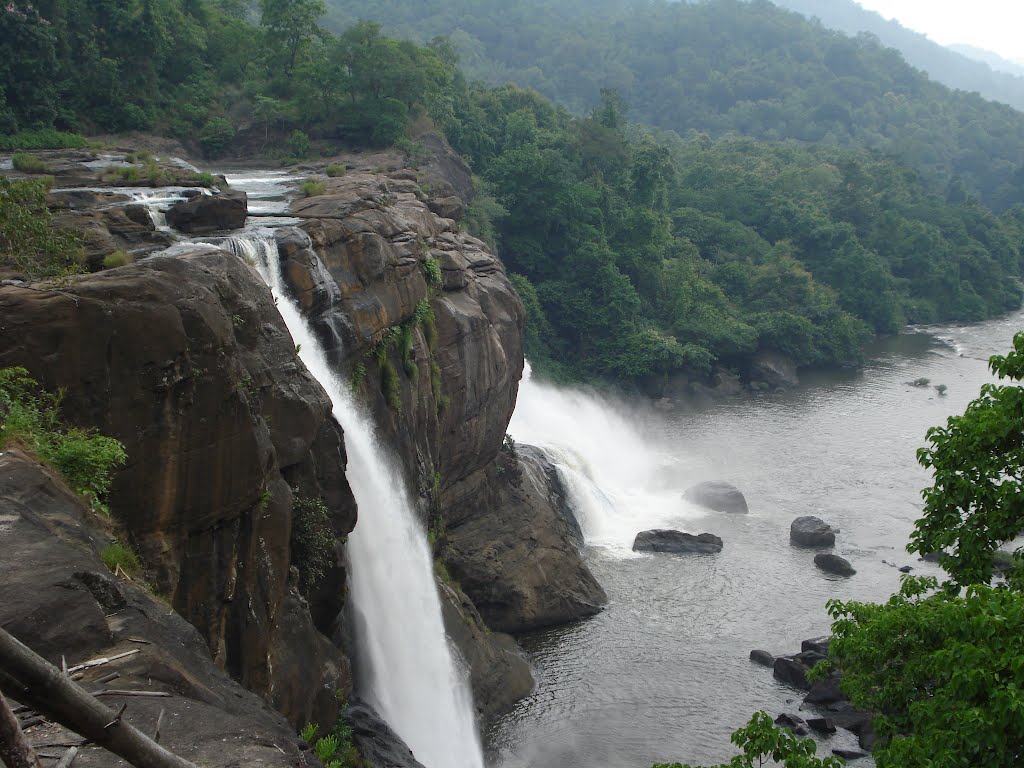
[324,0,1024,210]
[772,0,1024,111]
[948,44,1024,79]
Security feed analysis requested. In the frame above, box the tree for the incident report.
[260,0,326,78]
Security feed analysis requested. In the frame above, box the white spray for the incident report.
[509,363,701,555]
[241,232,484,768]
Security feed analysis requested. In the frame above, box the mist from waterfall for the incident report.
[239,232,484,768]
[508,362,701,555]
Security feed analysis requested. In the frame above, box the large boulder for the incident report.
[633,529,724,554]
[790,516,837,547]
[684,481,749,513]
[166,189,247,233]
[815,553,857,577]
[443,444,607,635]
[774,713,810,736]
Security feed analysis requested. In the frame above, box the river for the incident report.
[492,312,1024,767]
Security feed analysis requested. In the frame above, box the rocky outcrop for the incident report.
[0,450,314,768]
[815,553,856,577]
[344,702,426,768]
[442,444,606,634]
[790,516,837,548]
[633,530,724,554]
[749,351,799,389]
[0,250,357,728]
[683,481,749,513]
[166,190,247,233]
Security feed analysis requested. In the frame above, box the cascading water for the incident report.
[234,231,484,768]
[509,362,702,555]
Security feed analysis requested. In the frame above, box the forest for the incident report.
[2,0,1024,385]
[323,0,1024,212]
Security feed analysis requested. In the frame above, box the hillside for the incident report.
[949,44,1024,78]
[324,0,1024,211]
[773,0,1024,112]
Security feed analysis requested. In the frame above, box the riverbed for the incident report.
[494,312,1024,767]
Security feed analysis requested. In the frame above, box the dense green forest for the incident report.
[2,0,1023,386]
[323,0,1024,211]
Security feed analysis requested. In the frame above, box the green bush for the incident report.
[198,117,235,158]
[0,177,83,280]
[302,179,326,197]
[0,368,126,514]
[380,358,402,414]
[287,130,312,159]
[422,255,442,289]
[12,153,48,174]
[0,130,88,151]
[100,541,141,577]
[102,250,133,269]
[325,164,346,177]
[291,496,336,596]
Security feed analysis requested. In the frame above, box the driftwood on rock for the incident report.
[0,690,41,768]
[0,629,196,768]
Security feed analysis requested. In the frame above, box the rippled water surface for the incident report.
[491,312,1024,767]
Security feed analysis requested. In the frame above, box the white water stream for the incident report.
[232,231,484,768]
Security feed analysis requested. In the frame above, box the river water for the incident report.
[493,312,1024,767]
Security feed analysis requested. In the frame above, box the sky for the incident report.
[855,0,1024,62]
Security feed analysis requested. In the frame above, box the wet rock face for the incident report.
[790,516,837,548]
[0,451,314,768]
[0,251,357,727]
[815,553,857,577]
[281,166,525,503]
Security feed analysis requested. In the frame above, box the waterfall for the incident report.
[238,232,485,768]
[509,363,699,555]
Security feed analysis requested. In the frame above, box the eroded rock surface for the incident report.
[0,250,356,728]
[684,481,749,513]
[633,529,724,554]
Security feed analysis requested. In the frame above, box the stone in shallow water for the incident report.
[632,529,724,554]
[750,649,775,667]
[774,713,810,736]
[815,553,857,577]
[683,481,748,513]
[790,515,837,547]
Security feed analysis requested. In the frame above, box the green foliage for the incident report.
[325,163,346,177]
[0,130,87,151]
[287,129,312,158]
[823,577,1024,767]
[12,153,48,173]
[291,496,336,596]
[0,178,83,281]
[0,367,127,514]
[314,735,339,763]
[912,332,1024,589]
[199,117,236,158]
[300,723,319,744]
[380,357,402,413]
[100,541,141,577]
[302,179,326,197]
[653,711,845,768]
[422,255,442,289]
[102,250,133,270]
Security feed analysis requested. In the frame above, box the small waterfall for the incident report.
[509,363,699,555]
[239,232,485,768]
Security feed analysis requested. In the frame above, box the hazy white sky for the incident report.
[855,0,1024,61]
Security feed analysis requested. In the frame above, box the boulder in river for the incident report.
[773,656,812,690]
[750,649,775,667]
[774,713,810,736]
[166,189,247,233]
[633,529,724,554]
[815,553,857,577]
[344,701,427,768]
[807,717,836,735]
[683,481,749,514]
[832,748,869,761]
[790,516,837,547]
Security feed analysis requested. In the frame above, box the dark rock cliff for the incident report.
[0,250,356,729]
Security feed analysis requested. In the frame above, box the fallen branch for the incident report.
[0,628,195,768]
[93,692,171,699]
[66,651,138,675]
[54,747,78,768]
[153,710,164,745]
[94,673,119,686]
[0,690,41,768]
